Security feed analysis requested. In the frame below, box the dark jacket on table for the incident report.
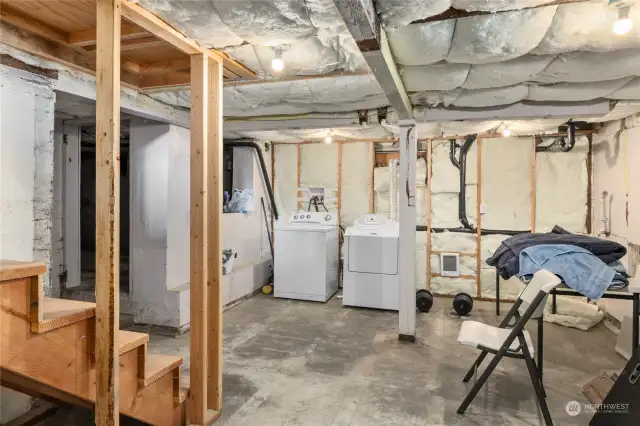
[486,232,627,279]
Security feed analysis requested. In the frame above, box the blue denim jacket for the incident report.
[518,244,617,300]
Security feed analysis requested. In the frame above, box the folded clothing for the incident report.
[518,244,617,300]
[487,232,626,279]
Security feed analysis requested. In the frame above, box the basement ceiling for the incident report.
[137,0,640,122]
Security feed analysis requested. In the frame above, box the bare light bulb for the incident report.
[324,134,333,144]
[613,18,633,35]
[271,49,284,72]
[613,7,633,35]
[502,128,512,137]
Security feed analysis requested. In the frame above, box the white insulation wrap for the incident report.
[481,137,533,231]
[447,7,558,64]
[300,143,338,213]
[535,136,589,232]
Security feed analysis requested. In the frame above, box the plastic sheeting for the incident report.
[341,144,372,226]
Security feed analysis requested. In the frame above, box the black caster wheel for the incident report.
[416,289,434,313]
[453,292,474,316]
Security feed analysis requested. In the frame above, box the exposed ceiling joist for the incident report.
[414,0,589,24]
[333,0,413,119]
[121,0,256,80]
[0,21,198,92]
[67,21,149,47]
[0,6,67,44]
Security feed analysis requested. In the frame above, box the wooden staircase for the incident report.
[0,260,187,425]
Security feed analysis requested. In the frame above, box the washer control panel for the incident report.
[290,211,338,226]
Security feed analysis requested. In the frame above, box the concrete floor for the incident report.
[41,294,624,425]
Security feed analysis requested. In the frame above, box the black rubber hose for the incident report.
[224,139,279,220]
[458,134,477,230]
[449,140,460,170]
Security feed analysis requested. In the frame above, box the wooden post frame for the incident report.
[369,144,375,214]
[189,53,210,425]
[296,144,302,210]
[206,56,224,415]
[95,0,121,425]
[530,136,537,233]
[426,141,433,291]
[476,138,483,298]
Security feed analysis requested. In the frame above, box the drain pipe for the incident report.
[458,134,477,230]
[224,140,279,220]
[449,140,460,170]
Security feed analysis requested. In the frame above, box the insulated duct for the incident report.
[224,139,279,220]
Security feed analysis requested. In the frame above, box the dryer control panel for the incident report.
[290,211,338,226]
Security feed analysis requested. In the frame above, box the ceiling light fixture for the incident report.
[271,48,284,72]
[324,132,333,144]
[613,5,633,35]
[502,127,512,137]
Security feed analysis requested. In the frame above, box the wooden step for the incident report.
[33,297,96,333]
[144,353,183,387]
[119,330,149,355]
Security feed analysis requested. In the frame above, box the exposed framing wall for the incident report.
[272,131,592,303]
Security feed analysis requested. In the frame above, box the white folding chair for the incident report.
[457,269,562,426]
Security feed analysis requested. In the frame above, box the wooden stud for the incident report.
[95,0,121,425]
[369,143,375,213]
[338,143,343,282]
[188,53,209,425]
[296,144,302,211]
[476,138,483,299]
[206,56,224,414]
[426,141,433,291]
[531,136,537,233]
[271,144,276,246]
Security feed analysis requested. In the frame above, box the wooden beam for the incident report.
[139,57,191,74]
[531,136,537,233]
[95,0,121,425]
[337,142,343,282]
[0,21,141,88]
[296,145,302,210]
[332,0,412,119]
[121,0,256,80]
[426,142,432,291]
[139,71,190,91]
[369,144,375,213]
[206,56,224,415]
[68,21,148,47]
[476,138,482,298]
[189,53,209,425]
[0,6,67,44]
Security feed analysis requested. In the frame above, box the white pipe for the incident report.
[388,159,399,221]
[599,191,609,236]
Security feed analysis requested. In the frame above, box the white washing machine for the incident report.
[274,212,339,302]
[343,214,399,310]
